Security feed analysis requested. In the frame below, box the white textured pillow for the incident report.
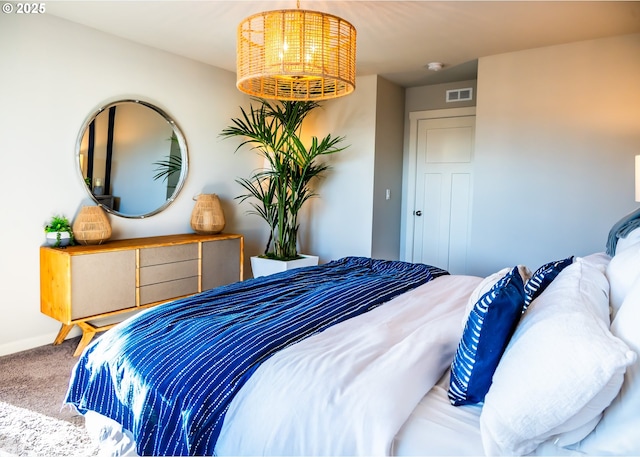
[480,259,636,456]
[577,274,640,455]
[606,240,640,320]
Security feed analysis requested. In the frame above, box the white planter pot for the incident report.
[251,254,319,278]
[45,231,71,247]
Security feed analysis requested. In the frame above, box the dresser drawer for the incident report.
[70,251,136,319]
[139,244,198,267]
[139,277,199,305]
[202,238,242,290]
[139,259,199,286]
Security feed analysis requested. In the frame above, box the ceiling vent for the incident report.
[446,88,473,102]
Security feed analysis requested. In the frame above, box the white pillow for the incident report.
[576,274,640,455]
[479,259,636,456]
[615,226,640,255]
[607,240,640,320]
[580,252,611,269]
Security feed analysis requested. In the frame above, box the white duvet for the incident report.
[215,274,483,456]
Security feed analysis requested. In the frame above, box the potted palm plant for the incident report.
[220,98,347,277]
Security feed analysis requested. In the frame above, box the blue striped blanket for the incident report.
[65,257,446,456]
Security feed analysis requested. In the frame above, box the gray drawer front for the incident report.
[139,259,199,286]
[139,244,198,267]
[71,251,136,319]
[139,277,199,305]
[202,238,241,290]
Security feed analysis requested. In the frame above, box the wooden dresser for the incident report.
[40,233,244,356]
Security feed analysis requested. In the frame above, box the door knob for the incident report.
[414,210,422,216]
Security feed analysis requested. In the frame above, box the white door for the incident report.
[407,110,475,274]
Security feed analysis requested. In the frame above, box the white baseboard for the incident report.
[0,327,82,357]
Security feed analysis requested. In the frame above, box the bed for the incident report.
[65,235,640,456]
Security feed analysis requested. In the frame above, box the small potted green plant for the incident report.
[44,215,75,247]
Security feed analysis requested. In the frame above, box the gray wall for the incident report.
[469,34,640,276]
[402,34,640,277]
[372,77,405,260]
[405,80,478,113]
[305,76,406,262]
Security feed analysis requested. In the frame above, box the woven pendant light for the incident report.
[72,205,112,245]
[237,2,356,101]
[191,194,226,235]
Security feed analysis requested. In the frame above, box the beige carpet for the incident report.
[0,401,99,457]
[0,337,100,456]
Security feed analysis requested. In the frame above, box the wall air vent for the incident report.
[446,88,473,103]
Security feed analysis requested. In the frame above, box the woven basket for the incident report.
[190,194,225,235]
[72,205,112,245]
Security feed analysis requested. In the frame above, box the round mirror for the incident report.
[76,99,188,218]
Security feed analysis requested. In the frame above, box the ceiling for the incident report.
[47,1,640,88]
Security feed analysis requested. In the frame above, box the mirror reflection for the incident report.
[77,99,188,218]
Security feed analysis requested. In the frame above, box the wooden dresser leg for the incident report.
[53,323,74,345]
[74,322,98,357]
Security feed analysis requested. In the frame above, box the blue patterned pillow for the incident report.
[524,256,574,310]
[448,266,527,406]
